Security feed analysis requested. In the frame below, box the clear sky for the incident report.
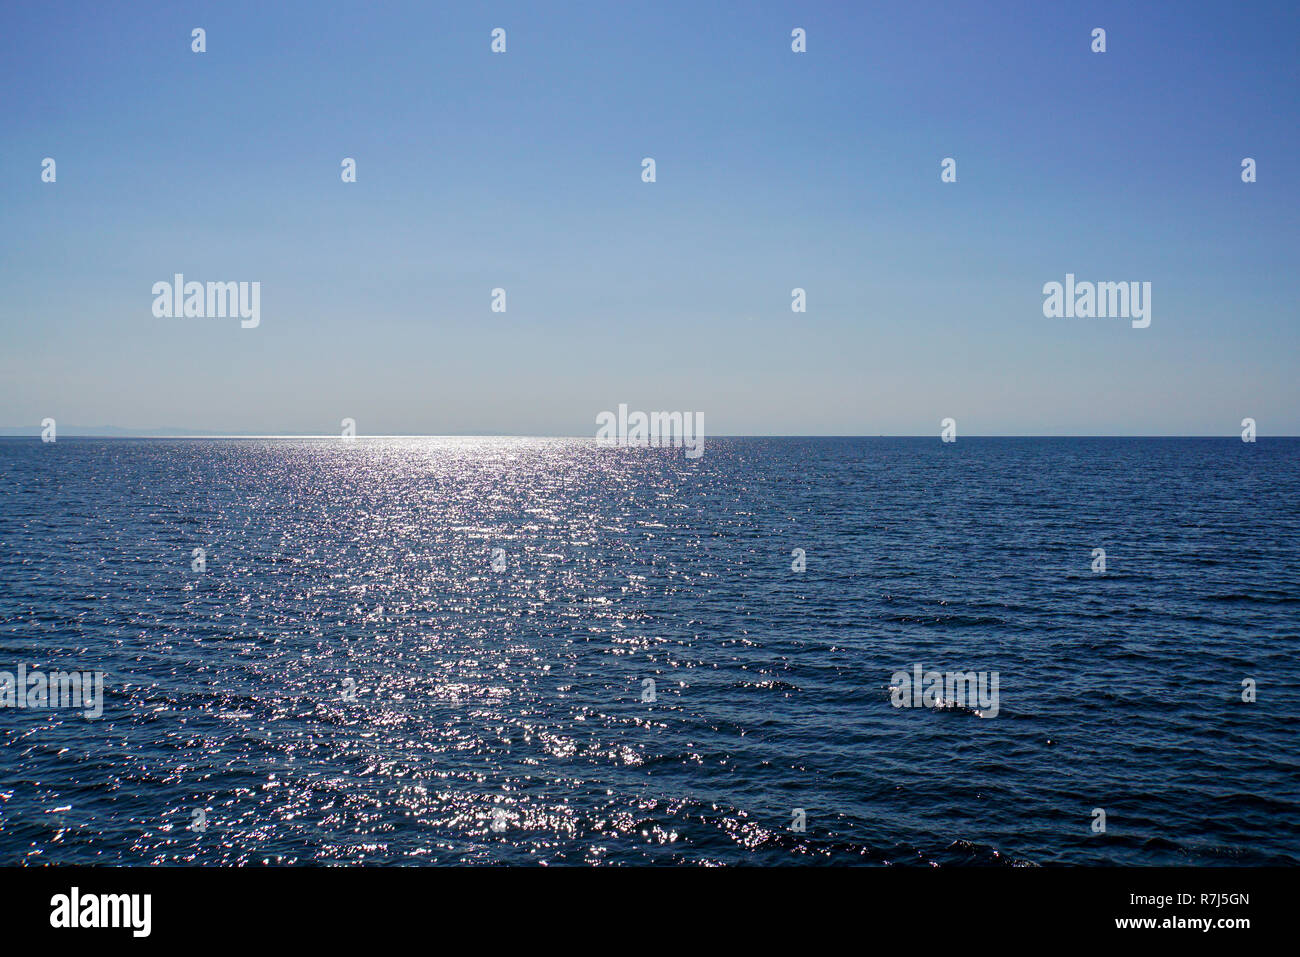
[2,0,1297,435]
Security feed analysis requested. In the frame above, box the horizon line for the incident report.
[1,433,1293,440]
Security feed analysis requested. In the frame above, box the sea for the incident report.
[1,436,1297,865]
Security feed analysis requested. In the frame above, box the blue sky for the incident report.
[2,0,1297,435]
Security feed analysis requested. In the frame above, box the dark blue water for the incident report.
[1,437,1297,865]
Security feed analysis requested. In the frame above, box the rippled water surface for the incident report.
[1,437,1298,865]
